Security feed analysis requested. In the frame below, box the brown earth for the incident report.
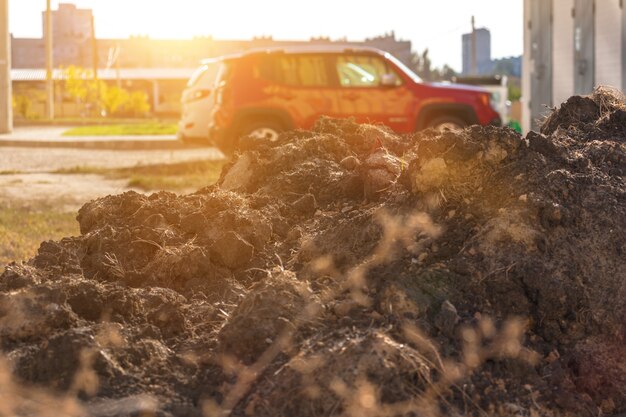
[1,88,625,417]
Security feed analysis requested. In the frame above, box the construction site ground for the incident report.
[0,89,625,417]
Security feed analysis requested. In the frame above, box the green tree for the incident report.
[125,91,151,117]
[102,86,130,116]
[411,49,432,80]
[508,84,522,101]
[13,95,32,118]
[62,66,152,118]
[410,49,457,82]
[437,64,458,81]
[12,89,45,119]
[63,66,107,116]
[64,65,89,103]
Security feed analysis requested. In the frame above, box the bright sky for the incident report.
[8,0,523,71]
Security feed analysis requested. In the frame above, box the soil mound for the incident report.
[1,91,625,416]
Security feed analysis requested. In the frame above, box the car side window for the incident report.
[336,55,402,87]
[258,55,330,87]
[294,55,330,87]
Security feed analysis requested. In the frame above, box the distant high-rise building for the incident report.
[462,28,492,75]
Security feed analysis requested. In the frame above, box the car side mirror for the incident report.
[381,73,399,87]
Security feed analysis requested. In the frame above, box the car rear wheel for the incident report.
[427,116,466,132]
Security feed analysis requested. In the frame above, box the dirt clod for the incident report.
[211,231,255,270]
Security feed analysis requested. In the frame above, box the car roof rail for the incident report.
[200,45,388,63]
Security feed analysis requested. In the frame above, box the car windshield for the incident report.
[385,53,422,83]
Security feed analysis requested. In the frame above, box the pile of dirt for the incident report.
[1,88,625,417]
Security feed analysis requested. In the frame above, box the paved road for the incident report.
[0,173,131,212]
[0,146,224,172]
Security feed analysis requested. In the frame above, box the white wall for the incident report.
[553,0,575,107]
[524,0,626,133]
[595,0,622,89]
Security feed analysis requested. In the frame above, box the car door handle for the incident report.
[341,92,359,101]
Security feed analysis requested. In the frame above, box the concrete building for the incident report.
[9,4,413,117]
[11,35,413,117]
[462,28,492,75]
[38,3,96,68]
[12,4,94,69]
[12,34,413,70]
[45,3,92,40]
[522,0,626,132]
[12,10,413,70]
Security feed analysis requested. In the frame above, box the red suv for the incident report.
[207,46,501,151]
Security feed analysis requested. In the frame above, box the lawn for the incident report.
[62,122,178,136]
[0,206,79,268]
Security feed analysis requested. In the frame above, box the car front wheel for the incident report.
[427,116,466,132]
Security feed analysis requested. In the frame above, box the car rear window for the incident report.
[257,55,330,87]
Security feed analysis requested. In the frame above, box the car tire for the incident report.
[427,116,467,132]
[231,120,286,154]
[239,120,284,143]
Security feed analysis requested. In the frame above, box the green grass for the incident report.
[54,160,225,192]
[62,123,178,137]
[0,206,79,268]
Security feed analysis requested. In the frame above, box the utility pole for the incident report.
[471,15,477,75]
[115,43,121,89]
[91,14,98,79]
[45,0,54,120]
[0,0,12,133]
[91,13,101,116]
